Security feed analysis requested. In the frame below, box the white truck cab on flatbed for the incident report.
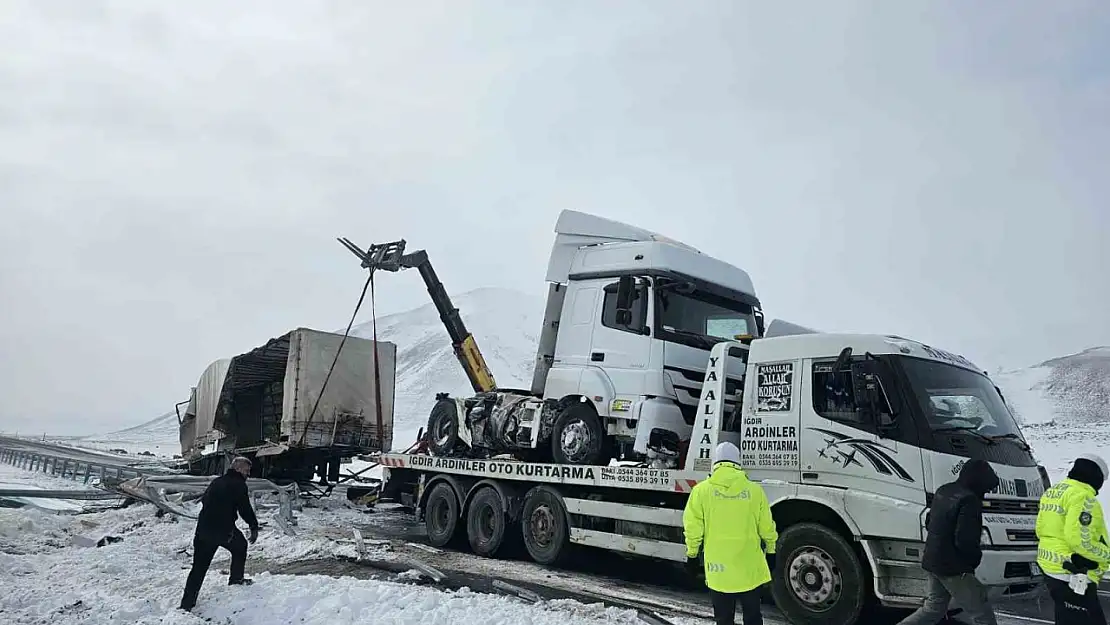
[377,329,1046,625]
[405,209,765,468]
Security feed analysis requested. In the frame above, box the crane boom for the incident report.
[339,237,498,394]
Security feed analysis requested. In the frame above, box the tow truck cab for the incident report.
[692,331,1044,618]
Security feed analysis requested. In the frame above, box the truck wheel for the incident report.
[466,487,508,558]
[426,399,459,456]
[550,403,605,465]
[521,487,569,565]
[771,523,867,625]
[424,482,461,548]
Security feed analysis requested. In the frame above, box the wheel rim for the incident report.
[559,419,592,462]
[433,416,454,447]
[478,504,496,543]
[786,546,843,612]
[528,504,556,548]
[429,496,451,536]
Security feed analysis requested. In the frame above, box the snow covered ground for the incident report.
[0,463,695,625]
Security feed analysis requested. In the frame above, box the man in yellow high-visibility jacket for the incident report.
[683,442,778,625]
[1035,453,1110,625]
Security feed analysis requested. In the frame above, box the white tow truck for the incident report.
[376,329,1048,625]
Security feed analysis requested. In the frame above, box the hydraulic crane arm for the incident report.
[339,237,498,394]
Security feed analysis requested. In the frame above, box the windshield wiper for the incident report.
[933,426,997,445]
[985,432,1031,452]
[662,326,718,349]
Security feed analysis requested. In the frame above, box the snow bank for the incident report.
[1025,423,1110,509]
[184,575,646,625]
[0,467,659,625]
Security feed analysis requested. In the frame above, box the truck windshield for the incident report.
[899,357,1024,440]
[655,284,755,347]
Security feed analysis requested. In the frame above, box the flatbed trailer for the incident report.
[376,338,1046,625]
[379,451,704,562]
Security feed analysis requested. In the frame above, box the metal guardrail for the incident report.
[0,444,157,484]
[0,488,122,500]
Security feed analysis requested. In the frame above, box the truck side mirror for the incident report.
[615,276,634,325]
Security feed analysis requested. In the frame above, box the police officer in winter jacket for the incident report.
[898,458,1001,625]
[1036,453,1110,625]
[179,457,260,612]
[682,442,778,625]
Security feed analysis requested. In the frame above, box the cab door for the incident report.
[800,356,926,507]
[587,278,653,394]
[739,358,803,485]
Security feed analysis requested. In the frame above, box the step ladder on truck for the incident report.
[375,328,1049,625]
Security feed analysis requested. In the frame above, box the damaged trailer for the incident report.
[178,327,397,483]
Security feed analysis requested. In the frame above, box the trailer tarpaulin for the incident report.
[180,358,231,456]
[282,328,396,453]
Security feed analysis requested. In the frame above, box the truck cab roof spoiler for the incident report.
[764,319,821,338]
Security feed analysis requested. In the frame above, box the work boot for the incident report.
[228,578,253,586]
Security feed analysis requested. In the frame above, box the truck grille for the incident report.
[982,498,1039,515]
[1006,529,1037,543]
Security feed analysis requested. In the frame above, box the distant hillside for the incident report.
[994,346,1110,425]
[349,287,543,446]
[79,409,181,450]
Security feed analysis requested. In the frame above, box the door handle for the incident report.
[802,472,819,480]
[591,352,605,362]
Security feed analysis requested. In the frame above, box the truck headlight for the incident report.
[981,528,993,545]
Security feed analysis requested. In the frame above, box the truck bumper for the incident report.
[631,398,691,455]
[978,548,1042,600]
[873,546,1042,608]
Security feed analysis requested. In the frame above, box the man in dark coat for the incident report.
[179,456,260,611]
[898,458,1001,625]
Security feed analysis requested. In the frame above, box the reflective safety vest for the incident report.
[1035,478,1110,583]
[682,462,778,593]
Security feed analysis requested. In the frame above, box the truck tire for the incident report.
[521,487,569,565]
[466,487,509,558]
[550,402,605,465]
[424,482,461,548]
[771,523,867,625]
[426,399,460,456]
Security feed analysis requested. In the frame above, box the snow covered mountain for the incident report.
[992,346,1110,426]
[74,409,183,455]
[348,287,543,448]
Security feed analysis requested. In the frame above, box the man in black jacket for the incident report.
[898,458,1001,625]
[179,457,260,612]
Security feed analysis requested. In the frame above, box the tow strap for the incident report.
[369,271,386,451]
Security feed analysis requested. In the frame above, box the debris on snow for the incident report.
[406,542,442,554]
[493,579,543,604]
[405,559,446,583]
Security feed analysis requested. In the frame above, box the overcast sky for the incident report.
[1,1,1107,435]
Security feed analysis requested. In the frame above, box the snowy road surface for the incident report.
[0,464,701,625]
[3,439,1108,625]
